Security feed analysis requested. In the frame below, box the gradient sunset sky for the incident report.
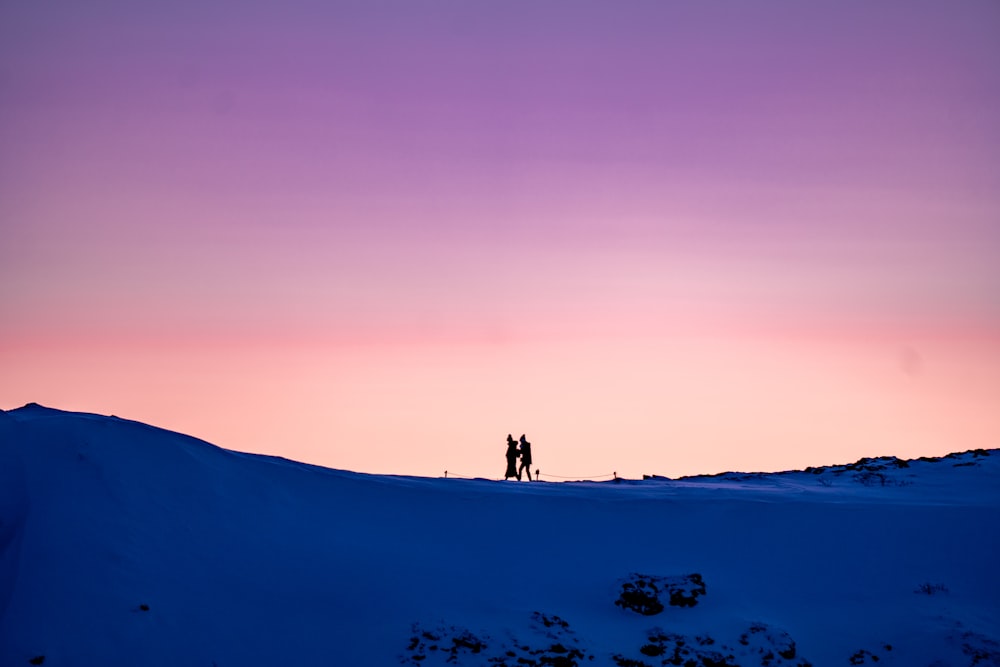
[2,1,998,479]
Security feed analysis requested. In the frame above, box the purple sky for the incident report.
[2,1,999,477]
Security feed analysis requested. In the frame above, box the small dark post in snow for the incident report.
[444,471,448,479]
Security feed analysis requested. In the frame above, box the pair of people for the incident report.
[504,434,533,481]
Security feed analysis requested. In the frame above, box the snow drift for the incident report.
[1,404,998,666]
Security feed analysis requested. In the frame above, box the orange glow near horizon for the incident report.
[4,332,998,479]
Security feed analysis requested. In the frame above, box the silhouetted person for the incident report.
[517,434,532,481]
[504,434,520,480]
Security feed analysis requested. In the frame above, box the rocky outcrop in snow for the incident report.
[614,572,706,615]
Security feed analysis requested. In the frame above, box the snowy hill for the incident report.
[1,404,998,667]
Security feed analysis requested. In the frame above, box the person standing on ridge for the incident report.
[517,434,533,481]
[504,434,520,480]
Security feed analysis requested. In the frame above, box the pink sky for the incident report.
[2,1,999,478]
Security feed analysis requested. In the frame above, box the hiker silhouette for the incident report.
[517,435,533,481]
[504,434,520,480]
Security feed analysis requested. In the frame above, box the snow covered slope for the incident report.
[1,404,998,666]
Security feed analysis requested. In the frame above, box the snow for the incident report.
[1,403,998,666]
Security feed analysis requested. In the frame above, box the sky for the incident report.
[2,0,999,479]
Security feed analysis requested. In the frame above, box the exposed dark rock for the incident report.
[621,630,737,667]
[402,613,591,666]
[736,623,807,667]
[638,643,664,657]
[848,648,877,664]
[612,657,652,667]
[615,573,707,615]
[401,623,489,665]
[959,630,1000,667]
[536,613,570,630]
